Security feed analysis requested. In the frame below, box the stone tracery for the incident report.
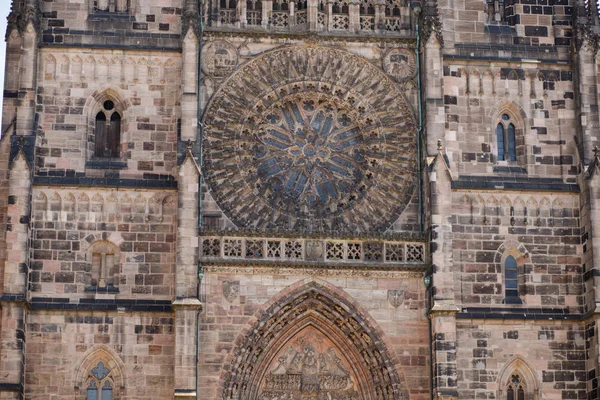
[203,45,417,233]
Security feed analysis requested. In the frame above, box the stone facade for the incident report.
[1,0,600,398]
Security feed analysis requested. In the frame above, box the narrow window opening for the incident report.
[93,100,122,159]
[507,387,514,400]
[109,113,121,157]
[496,123,505,161]
[95,112,107,158]
[504,255,521,303]
[507,123,516,161]
[496,114,518,163]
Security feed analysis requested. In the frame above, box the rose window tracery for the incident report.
[255,93,368,215]
[203,45,417,232]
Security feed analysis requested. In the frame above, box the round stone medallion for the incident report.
[201,40,238,78]
[203,46,417,232]
[383,48,416,82]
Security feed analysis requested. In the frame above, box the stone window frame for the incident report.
[85,90,129,169]
[94,100,122,159]
[74,346,125,399]
[496,113,517,162]
[85,361,115,400]
[491,105,527,168]
[500,248,524,304]
[85,240,121,293]
[497,357,541,400]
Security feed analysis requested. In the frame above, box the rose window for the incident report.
[203,46,417,232]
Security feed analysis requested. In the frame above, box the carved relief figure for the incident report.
[259,328,360,399]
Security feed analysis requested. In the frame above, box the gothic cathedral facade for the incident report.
[0,0,597,398]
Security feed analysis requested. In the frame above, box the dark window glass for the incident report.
[505,255,518,298]
[496,123,505,161]
[95,112,107,158]
[109,113,121,158]
[507,386,514,400]
[507,123,516,161]
[517,387,525,400]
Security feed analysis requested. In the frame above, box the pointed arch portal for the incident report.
[222,282,405,400]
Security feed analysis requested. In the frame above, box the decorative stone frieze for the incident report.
[201,235,426,266]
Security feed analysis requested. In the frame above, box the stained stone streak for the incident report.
[203,45,417,233]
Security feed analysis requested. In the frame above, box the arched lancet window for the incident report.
[506,374,526,400]
[94,100,121,159]
[86,362,113,400]
[496,114,516,162]
[504,255,520,302]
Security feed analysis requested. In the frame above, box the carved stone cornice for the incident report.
[202,264,426,278]
[203,28,417,44]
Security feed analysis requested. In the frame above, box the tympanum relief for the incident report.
[259,328,360,400]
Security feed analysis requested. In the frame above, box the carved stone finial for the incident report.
[437,139,443,152]
[186,139,193,151]
[594,145,599,159]
[17,136,25,149]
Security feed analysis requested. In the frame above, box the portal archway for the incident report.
[222,281,406,399]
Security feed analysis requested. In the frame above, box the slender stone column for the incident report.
[0,150,31,399]
[348,0,360,32]
[429,143,459,400]
[173,151,202,399]
[374,0,385,32]
[181,27,198,143]
[15,22,37,136]
[262,0,272,28]
[327,0,333,31]
[308,0,318,31]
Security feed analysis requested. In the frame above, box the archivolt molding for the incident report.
[221,281,407,400]
[494,239,530,266]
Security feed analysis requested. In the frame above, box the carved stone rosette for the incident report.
[203,45,417,233]
[221,282,407,400]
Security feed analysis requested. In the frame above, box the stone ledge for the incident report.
[28,297,173,312]
[174,389,197,398]
[451,175,579,192]
[172,298,202,309]
[33,176,178,189]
